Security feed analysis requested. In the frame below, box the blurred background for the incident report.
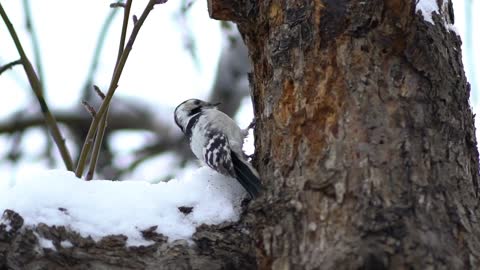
[0,0,478,182]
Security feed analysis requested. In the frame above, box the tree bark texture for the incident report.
[209,0,480,269]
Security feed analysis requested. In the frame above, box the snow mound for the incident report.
[0,168,247,246]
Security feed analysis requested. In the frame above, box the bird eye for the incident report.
[194,100,200,105]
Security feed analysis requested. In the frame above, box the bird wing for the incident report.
[203,130,262,199]
[203,132,236,178]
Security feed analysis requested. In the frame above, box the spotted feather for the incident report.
[203,131,235,177]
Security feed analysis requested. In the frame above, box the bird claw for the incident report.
[242,118,256,138]
[247,118,256,130]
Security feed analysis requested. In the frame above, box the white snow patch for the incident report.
[0,216,12,232]
[416,0,459,36]
[60,240,73,248]
[416,0,439,24]
[447,24,459,35]
[35,233,56,250]
[0,168,247,246]
[235,97,256,157]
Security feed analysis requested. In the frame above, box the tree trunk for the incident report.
[210,0,480,269]
[2,1,479,269]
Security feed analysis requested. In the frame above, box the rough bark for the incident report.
[208,0,480,269]
[0,209,256,270]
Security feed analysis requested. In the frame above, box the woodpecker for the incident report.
[174,99,261,199]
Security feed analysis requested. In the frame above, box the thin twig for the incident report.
[85,0,132,180]
[82,101,97,117]
[84,0,132,180]
[0,2,74,171]
[117,0,132,63]
[22,0,54,171]
[22,0,45,93]
[93,85,106,100]
[0,59,22,75]
[75,0,135,177]
[77,0,158,178]
[110,2,126,8]
[86,112,108,180]
[76,0,165,177]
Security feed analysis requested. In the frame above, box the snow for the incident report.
[60,240,73,248]
[447,24,460,36]
[35,232,57,250]
[0,168,247,246]
[416,0,459,36]
[0,215,12,232]
[416,0,439,24]
[236,97,256,157]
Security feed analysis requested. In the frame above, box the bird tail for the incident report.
[231,152,262,199]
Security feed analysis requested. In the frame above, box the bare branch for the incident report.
[0,2,74,171]
[0,104,160,134]
[83,0,131,180]
[22,0,45,93]
[75,0,163,178]
[0,59,21,75]
[117,0,132,62]
[86,111,108,181]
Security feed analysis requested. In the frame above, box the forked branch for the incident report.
[75,0,167,178]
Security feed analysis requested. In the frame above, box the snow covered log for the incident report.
[0,169,257,269]
[0,209,256,269]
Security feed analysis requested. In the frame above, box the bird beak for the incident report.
[210,102,221,107]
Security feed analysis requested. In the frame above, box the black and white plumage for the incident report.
[174,99,262,199]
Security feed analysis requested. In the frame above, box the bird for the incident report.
[174,99,262,199]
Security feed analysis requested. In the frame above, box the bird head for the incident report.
[174,99,219,133]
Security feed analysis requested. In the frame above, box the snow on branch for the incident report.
[0,168,247,246]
